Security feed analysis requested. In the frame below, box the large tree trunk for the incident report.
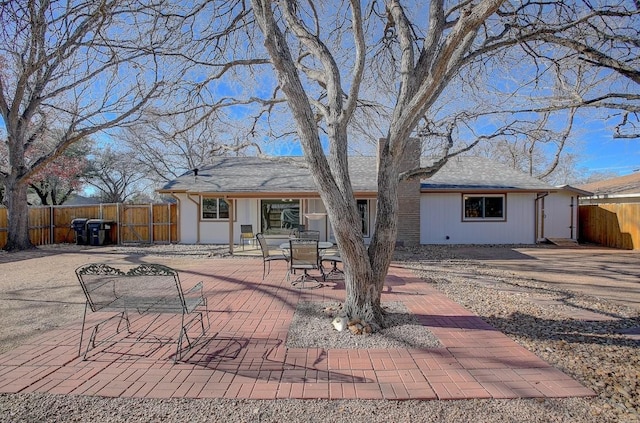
[321,141,401,329]
[326,198,384,327]
[4,176,34,251]
[341,142,401,328]
[251,0,398,330]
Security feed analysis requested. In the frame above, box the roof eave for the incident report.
[420,186,555,193]
[556,185,593,196]
[156,190,378,198]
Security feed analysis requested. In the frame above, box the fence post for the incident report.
[49,206,54,245]
[116,203,121,245]
[149,203,153,244]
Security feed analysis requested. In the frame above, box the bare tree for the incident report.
[246,0,639,327]
[122,109,262,186]
[248,0,504,326]
[83,147,146,204]
[0,0,167,250]
[456,107,579,183]
[506,2,640,138]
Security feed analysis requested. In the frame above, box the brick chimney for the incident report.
[378,137,421,247]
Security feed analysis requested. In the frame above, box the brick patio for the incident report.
[0,258,594,400]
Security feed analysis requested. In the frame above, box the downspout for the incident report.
[573,195,584,242]
[534,192,549,244]
[187,193,201,244]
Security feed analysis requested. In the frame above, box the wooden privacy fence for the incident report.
[579,203,640,250]
[0,203,177,248]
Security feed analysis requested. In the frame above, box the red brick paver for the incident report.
[0,259,594,400]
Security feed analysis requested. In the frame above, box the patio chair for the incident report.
[289,224,305,238]
[288,239,323,289]
[298,230,320,241]
[321,253,343,280]
[240,224,255,250]
[256,233,289,279]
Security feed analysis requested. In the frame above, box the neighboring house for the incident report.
[577,172,640,250]
[158,148,586,249]
[578,172,640,204]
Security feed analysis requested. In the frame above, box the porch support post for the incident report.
[228,198,234,254]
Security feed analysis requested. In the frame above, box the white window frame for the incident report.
[201,197,231,220]
[462,194,506,221]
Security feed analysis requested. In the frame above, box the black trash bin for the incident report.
[71,218,89,245]
[86,219,114,246]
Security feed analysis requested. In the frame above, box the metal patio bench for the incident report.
[75,263,209,362]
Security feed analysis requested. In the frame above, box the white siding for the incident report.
[200,198,260,244]
[420,193,537,244]
[174,195,261,244]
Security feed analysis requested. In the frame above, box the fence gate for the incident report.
[119,204,152,244]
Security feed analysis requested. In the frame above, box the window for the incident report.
[202,198,230,220]
[357,199,370,237]
[463,195,505,220]
[261,199,300,234]
[328,199,372,241]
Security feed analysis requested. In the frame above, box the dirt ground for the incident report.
[0,244,209,354]
[434,245,640,310]
[0,243,638,355]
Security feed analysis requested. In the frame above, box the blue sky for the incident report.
[581,138,639,175]
[573,118,640,177]
[260,122,639,180]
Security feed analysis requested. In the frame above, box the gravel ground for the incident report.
[286,301,442,349]
[0,244,639,422]
[396,245,640,423]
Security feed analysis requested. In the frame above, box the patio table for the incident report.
[279,241,333,250]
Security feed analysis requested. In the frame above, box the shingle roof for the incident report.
[158,156,379,194]
[578,172,640,196]
[419,156,555,191]
[158,155,555,194]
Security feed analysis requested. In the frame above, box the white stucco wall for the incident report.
[174,195,260,244]
[176,191,556,246]
[420,192,537,244]
[175,193,198,243]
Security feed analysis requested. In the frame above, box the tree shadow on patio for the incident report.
[180,335,373,384]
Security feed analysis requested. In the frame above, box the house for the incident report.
[158,156,378,248]
[158,153,585,250]
[577,172,640,250]
[419,159,588,245]
[578,172,640,204]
